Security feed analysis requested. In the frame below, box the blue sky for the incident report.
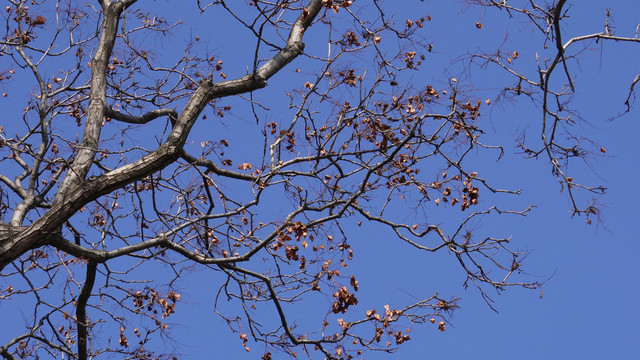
[1,1,639,359]
[152,1,640,358]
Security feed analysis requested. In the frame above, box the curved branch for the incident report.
[180,150,258,182]
[104,107,178,125]
[77,262,97,360]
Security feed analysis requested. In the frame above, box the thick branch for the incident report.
[55,1,127,203]
[198,0,323,100]
[76,262,97,360]
[104,107,178,125]
[0,82,213,271]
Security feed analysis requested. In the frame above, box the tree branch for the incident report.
[76,262,97,360]
[104,107,178,125]
[55,1,128,203]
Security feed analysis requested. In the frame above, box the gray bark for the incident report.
[0,0,324,272]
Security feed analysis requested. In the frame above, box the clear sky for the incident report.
[1,1,639,359]
[149,1,640,358]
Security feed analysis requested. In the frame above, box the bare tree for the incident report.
[0,0,638,359]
